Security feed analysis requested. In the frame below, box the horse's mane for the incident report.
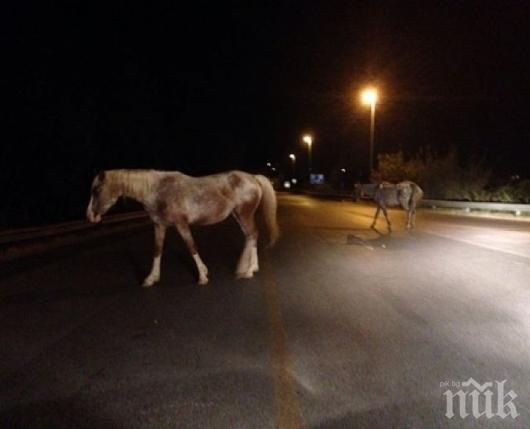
[106,169,160,199]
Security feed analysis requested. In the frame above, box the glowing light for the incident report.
[361,88,378,106]
[340,168,346,173]
[289,154,296,161]
[266,162,272,167]
[302,135,312,146]
[283,181,291,189]
[291,178,297,184]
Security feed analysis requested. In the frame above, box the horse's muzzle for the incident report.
[87,209,102,224]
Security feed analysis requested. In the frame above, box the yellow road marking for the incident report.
[262,254,305,429]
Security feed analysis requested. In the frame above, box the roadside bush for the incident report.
[488,180,530,204]
[378,148,492,201]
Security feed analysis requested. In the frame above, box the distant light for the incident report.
[340,168,346,173]
[271,167,276,172]
[361,88,378,105]
[302,135,313,146]
[267,162,272,167]
[283,181,291,189]
[291,178,297,184]
[289,154,296,161]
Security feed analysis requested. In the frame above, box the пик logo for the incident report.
[442,378,519,419]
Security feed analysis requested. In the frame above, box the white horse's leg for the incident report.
[409,204,417,229]
[250,243,259,273]
[406,209,413,229]
[175,222,209,285]
[192,254,209,285]
[371,206,381,229]
[236,237,258,278]
[233,205,259,279]
[143,223,167,287]
[382,206,392,232]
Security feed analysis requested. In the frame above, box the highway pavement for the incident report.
[1,194,530,428]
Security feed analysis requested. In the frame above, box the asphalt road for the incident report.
[1,194,530,428]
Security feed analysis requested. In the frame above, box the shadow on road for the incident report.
[0,399,121,429]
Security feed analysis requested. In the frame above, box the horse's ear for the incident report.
[97,170,106,182]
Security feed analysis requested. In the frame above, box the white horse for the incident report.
[370,181,424,231]
[86,170,279,286]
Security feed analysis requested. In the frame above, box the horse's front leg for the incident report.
[143,223,167,287]
[175,221,209,285]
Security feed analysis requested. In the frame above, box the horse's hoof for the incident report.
[142,279,156,288]
[198,277,209,286]
[236,271,254,279]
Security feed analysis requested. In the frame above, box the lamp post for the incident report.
[302,134,313,175]
[289,153,296,179]
[361,88,378,174]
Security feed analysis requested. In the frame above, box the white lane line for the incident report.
[422,228,530,260]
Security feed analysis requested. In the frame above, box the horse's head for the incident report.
[86,171,120,223]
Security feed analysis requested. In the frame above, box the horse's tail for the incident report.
[255,175,280,246]
[410,182,424,204]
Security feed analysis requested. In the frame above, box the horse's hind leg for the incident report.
[405,208,413,229]
[371,206,381,229]
[175,221,209,285]
[143,223,167,287]
[233,202,259,279]
[382,207,392,232]
[408,205,417,229]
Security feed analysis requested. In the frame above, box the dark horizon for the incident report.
[2,1,530,228]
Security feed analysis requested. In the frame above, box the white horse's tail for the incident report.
[255,175,280,246]
[411,182,424,204]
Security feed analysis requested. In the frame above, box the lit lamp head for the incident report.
[289,154,296,161]
[361,88,378,106]
[302,135,312,146]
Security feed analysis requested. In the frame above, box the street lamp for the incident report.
[302,134,313,174]
[361,88,378,173]
[289,153,296,179]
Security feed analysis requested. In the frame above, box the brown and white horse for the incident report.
[86,170,279,286]
[370,181,423,231]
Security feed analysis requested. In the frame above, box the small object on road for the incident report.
[346,234,374,250]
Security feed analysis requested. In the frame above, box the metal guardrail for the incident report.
[0,211,148,245]
[420,199,530,215]
[302,189,529,216]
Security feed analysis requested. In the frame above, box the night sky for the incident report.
[2,1,530,227]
